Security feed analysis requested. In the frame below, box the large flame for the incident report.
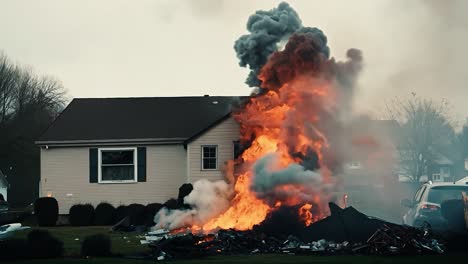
[200,75,336,231]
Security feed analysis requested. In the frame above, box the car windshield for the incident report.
[427,186,468,204]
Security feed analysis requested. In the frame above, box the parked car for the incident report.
[401,181,468,230]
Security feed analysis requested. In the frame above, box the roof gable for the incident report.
[37,96,245,145]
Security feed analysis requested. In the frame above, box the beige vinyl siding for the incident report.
[40,145,186,214]
[188,117,240,182]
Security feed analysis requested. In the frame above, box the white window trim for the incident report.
[432,173,442,182]
[98,147,138,184]
[201,145,218,171]
[348,161,362,169]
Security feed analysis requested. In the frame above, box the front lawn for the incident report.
[7,226,468,263]
[11,226,148,257]
[7,254,468,264]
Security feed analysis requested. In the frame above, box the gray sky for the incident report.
[1,0,467,119]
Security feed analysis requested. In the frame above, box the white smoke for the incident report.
[153,179,232,230]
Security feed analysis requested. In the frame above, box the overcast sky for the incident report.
[1,0,467,119]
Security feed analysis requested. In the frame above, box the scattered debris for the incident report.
[0,223,30,240]
[142,204,445,260]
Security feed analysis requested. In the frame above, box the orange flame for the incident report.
[197,77,334,232]
[299,203,313,226]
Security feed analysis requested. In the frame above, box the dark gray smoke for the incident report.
[251,154,334,207]
[234,2,302,87]
[252,154,323,194]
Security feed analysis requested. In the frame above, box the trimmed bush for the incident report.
[0,239,28,260]
[164,198,179,210]
[27,229,64,259]
[144,203,163,226]
[81,234,112,257]
[94,202,115,225]
[127,203,145,226]
[113,205,129,224]
[177,183,193,205]
[34,197,58,226]
[69,204,95,226]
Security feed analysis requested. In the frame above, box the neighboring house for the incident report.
[36,96,243,214]
[343,119,400,187]
[428,152,454,183]
[397,151,455,183]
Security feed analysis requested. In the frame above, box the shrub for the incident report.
[81,234,112,257]
[34,197,58,226]
[94,202,115,225]
[127,203,145,226]
[113,205,129,224]
[177,183,193,205]
[27,229,64,259]
[144,203,163,226]
[163,198,179,210]
[69,204,95,226]
[0,239,28,260]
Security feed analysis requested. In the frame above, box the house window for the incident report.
[99,148,137,183]
[348,161,361,169]
[202,145,217,170]
[432,173,441,182]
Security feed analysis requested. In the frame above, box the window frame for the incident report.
[348,161,362,169]
[201,145,218,171]
[432,173,441,182]
[98,147,138,184]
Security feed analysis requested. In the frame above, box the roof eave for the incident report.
[35,138,187,147]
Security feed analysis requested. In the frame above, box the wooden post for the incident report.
[462,192,468,230]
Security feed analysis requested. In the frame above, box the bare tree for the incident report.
[385,95,456,182]
[0,53,19,125]
[0,52,67,207]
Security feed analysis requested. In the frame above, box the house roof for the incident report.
[433,152,454,166]
[37,96,246,145]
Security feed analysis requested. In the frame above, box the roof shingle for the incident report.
[37,96,245,144]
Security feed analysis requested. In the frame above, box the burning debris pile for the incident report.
[144,204,444,261]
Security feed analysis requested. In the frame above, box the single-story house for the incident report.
[36,96,243,214]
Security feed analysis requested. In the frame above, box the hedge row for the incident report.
[33,183,194,227]
[69,202,163,227]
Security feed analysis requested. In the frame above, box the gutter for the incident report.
[35,137,187,147]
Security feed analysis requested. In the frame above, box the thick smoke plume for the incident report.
[234,2,302,87]
[155,2,376,231]
[233,2,364,215]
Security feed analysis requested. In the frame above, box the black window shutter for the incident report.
[137,147,146,182]
[89,148,98,183]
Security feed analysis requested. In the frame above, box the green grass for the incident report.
[7,226,468,264]
[11,226,148,257]
[7,254,468,264]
